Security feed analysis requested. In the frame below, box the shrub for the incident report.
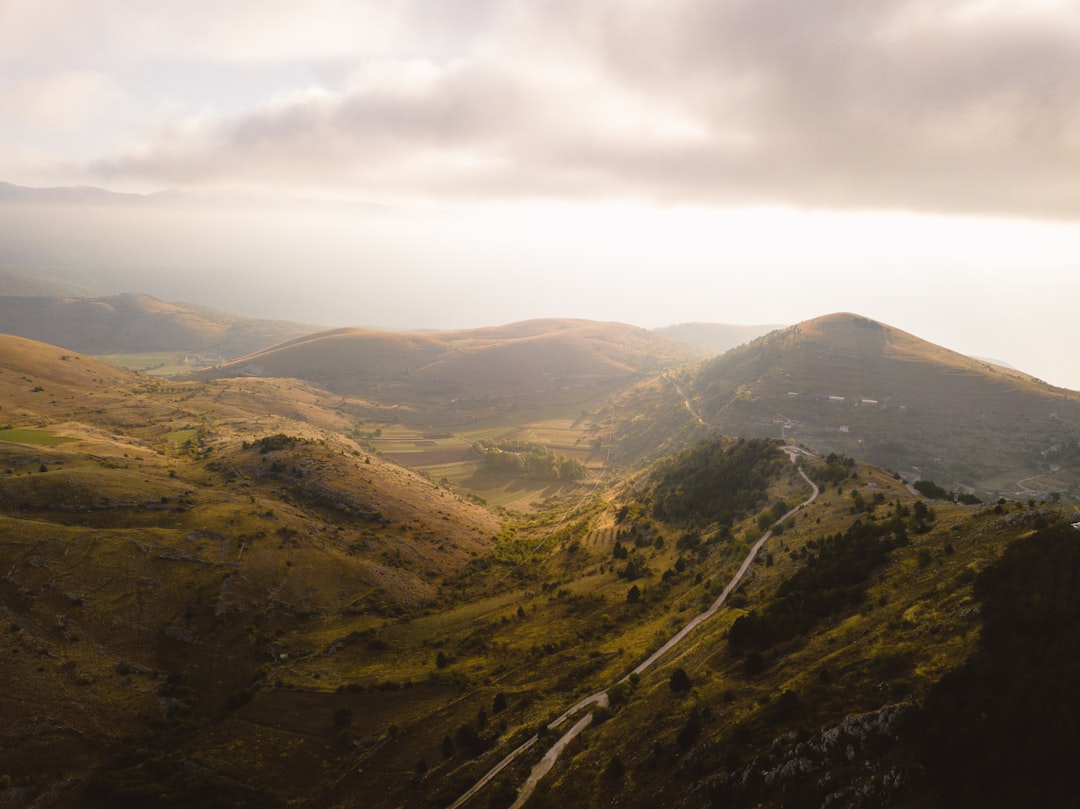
[669,668,693,693]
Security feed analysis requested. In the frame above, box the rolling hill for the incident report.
[687,312,1080,498]
[0,334,503,804]
[207,318,702,420]
[0,292,316,357]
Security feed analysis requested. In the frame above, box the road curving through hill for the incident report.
[447,448,819,809]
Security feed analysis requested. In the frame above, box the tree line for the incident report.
[472,439,586,481]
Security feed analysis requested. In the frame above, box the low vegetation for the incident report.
[473,439,587,481]
[0,318,1077,809]
[650,437,784,525]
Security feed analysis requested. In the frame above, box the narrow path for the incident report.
[507,705,603,809]
[448,452,819,809]
[663,371,706,426]
[445,736,539,809]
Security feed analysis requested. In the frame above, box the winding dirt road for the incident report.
[447,450,819,809]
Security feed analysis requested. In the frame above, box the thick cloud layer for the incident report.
[3,0,1079,216]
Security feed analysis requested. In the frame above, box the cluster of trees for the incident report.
[729,517,904,655]
[815,452,857,485]
[650,438,783,526]
[472,439,586,481]
[912,478,980,504]
[919,519,1080,806]
[245,433,302,454]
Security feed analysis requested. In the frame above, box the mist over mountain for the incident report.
[1,181,1078,391]
[0,291,315,357]
[654,322,784,357]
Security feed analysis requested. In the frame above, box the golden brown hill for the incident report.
[0,334,141,423]
[692,312,1080,495]
[0,333,502,796]
[0,292,315,356]
[208,319,701,417]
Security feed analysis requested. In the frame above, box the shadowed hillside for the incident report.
[207,319,701,420]
[690,312,1080,498]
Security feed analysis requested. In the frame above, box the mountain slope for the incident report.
[2,330,1076,809]
[690,312,1080,496]
[0,292,316,357]
[0,334,501,803]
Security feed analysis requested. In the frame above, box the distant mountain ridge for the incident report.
[0,269,94,298]
[654,321,784,356]
[0,292,316,357]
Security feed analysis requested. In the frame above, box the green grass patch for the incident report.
[165,428,199,446]
[0,428,73,446]
[93,351,197,376]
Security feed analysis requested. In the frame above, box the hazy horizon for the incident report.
[2,2,1079,389]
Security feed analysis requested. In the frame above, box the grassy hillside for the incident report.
[522,466,1074,809]
[690,312,1080,500]
[0,335,507,806]
[0,292,315,359]
[2,329,1077,809]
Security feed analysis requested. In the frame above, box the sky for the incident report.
[1,0,1079,389]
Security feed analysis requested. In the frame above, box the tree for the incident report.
[603,755,626,779]
[677,711,702,748]
[493,692,508,713]
[669,667,693,693]
[626,584,641,604]
[455,724,489,758]
[435,651,449,669]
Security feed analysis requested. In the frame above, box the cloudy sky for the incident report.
[1,0,1079,388]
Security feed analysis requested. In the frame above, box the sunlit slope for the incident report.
[692,312,1080,493]
[210,318,701,409]
[0,331,138,402]
[0,291,315,356]
[0,334,501,797]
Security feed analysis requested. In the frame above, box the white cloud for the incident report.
[1,0,1079,217]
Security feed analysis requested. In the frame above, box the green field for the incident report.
[364,415,607,511]
[0,428,73,446]
[93,351,199,376]
[165,428,199,445]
